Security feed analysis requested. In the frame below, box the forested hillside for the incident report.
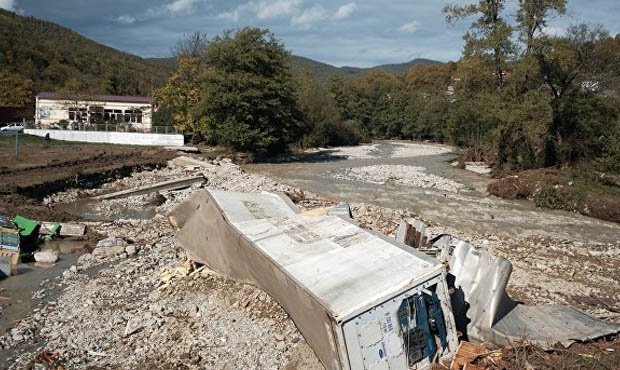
[0,9,174,105]
[149,55,441,81]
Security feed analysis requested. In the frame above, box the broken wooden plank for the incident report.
[92,175,206,200]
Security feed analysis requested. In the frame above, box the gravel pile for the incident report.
[389,142,452,158]
[332,165,465,193]
[304,141,452,160]
[3,214,321,369]
[304,144,382,159]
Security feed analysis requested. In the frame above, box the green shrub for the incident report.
[533,185,581,211]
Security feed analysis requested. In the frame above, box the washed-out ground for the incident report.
[0,140,619,369]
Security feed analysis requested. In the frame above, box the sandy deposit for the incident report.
[389,142,452,158]
[305,143,382,159]
[332,164,466,193]
[305,141,452,160]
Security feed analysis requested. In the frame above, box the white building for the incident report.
[35,92,153,131]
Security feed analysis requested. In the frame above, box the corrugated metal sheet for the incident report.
[440,237,620,350]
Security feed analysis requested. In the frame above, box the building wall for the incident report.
[35,98,153,129]
[25,129,183,146]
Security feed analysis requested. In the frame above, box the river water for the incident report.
[245,141,620,244]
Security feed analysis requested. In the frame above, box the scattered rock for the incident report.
[274,333,285,341]
[276,342,287,352]
[97,237,128,248]
[92,245,126,259]
[125,245,137,256]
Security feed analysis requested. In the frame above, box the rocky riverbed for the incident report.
[1,144,619,369]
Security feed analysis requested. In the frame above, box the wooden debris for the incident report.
[451,341,503,370]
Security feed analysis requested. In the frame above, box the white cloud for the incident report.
[217,9,239,21]
[217,0,301,22]
[255,0,301,20]
[0,0,16,11]
[216,1,355,28]
[291,5,327,29]
[541,25,565,37]
[333,2,357,20]
[116,0,205,24]
[116,15,136,24]
[400,20,419,33]
[166,0,201,13]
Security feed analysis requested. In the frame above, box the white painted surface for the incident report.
[209,190,442,320]
[24,129,184,146]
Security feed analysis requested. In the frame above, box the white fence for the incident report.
[24,129,184,147]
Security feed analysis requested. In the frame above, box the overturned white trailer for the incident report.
[170,190,459,370]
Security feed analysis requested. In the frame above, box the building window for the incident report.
[125,109,143,124]
[89,105,103,123]
[68,107,87,122]
[104,109,124,122]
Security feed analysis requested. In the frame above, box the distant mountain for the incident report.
[0,9,174,96]
[290,56,442,80]
[149,55,442,81]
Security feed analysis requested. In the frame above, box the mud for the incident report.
[0,136,175,221]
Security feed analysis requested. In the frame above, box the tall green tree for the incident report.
[199,27,302,153]
[443,0,514,88]
[533,24,617,165]
[516,0,566,54]
[295,68,356,147]
[153,56,204,133]
[153,33,209,133]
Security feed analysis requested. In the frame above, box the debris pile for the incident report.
[1,151,618,369]
[3,214,320,369]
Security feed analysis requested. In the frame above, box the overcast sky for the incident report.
[2,0,618,67]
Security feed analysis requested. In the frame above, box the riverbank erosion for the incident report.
[0,141,618,369]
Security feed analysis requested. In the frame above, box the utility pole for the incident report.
[14,131,19,158]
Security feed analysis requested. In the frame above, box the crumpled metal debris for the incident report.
[431,234,620,350]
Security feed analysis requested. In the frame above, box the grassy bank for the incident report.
[488,167,620,223]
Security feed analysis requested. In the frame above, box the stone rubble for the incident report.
[2,154,618,369]
[331,164,466,193]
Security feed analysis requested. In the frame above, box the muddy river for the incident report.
[245,141,620,244]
